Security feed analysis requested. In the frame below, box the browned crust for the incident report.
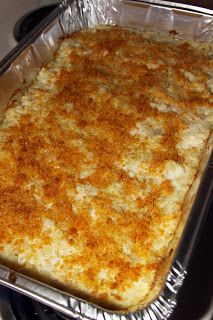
[129,131,213,313]
[0,26,212,313]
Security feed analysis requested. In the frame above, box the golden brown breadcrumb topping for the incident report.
[0,26,212,309]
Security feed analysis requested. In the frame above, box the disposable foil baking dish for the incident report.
[0,0,213,319]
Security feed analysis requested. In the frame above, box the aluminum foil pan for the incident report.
[0,1,213,319]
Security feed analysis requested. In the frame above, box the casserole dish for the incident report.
[0,1,213,319]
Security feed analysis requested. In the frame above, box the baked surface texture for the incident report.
[0,26,212,311]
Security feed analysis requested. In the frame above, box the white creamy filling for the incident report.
[150,102,180,114]
[130,118,164,140]
[74,183,98,202]
[177,120,209,150]
[207,76,213,94]
[181,70,196,82]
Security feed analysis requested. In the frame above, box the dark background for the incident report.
[171,203,213,320]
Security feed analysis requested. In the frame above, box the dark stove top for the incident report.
[171,198,213,320]
[13,4,58,43]
[0,285,72,320]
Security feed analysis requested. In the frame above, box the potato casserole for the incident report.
[0,26,212,311]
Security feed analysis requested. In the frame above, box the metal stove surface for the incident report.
[0,285,73,320]
[0,0,58,60]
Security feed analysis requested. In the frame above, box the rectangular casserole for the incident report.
[0,0,213,318]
